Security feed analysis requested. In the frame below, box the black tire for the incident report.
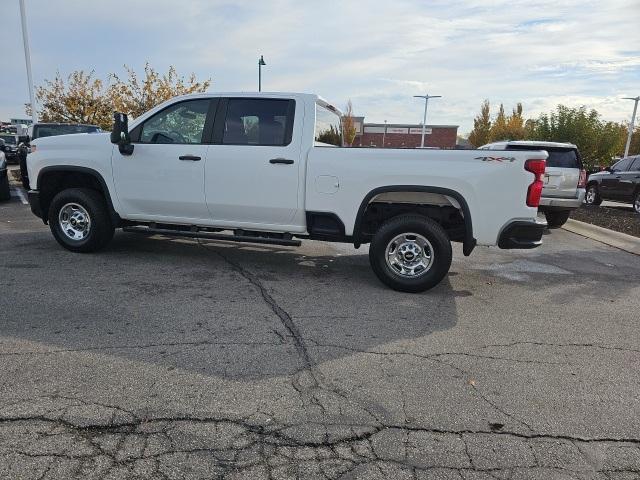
[369,214,452,293]
[634,190,640,215]
[0,173,10,201]
[544,210,571,229]
[585,184,602,206]
[48,188,114,253]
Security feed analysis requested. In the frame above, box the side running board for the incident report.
[123,225,301,247]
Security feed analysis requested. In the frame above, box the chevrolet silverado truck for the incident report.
[25,92,547,292]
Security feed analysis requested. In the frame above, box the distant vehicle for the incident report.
[0,151,10,201]
[0,134,19,164]
[479,141,586,228]
[585,155,640,214]
[29,123,102,140]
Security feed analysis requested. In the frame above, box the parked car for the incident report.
[0,151,10,201]
[29,122,102,140]
[585,155,640,213]
[479,141,586,228]
[0,134,19,164]
[25,92,547,292]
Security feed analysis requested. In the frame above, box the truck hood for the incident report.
[32,132,111,148]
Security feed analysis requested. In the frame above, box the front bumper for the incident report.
[538,188,585,210]
[498,219,545,249]
[28,190,42,219]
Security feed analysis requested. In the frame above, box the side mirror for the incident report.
[605,166,613,173]
[111,112,134,155]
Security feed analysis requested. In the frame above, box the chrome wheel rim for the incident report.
[58,203,91,241]
[385,233,434,278]
[586,188,596,204]
[634,195,640,214]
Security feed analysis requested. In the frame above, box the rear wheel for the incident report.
[48,188,114,252]
[634,190,640,214]
[369,215,452,293]
[544,210,571,228]
[585,184,602,205]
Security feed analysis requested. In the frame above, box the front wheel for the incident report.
[369,215,452,293]
[585,184,602,205]
[544,210,571,228]
[634,190,640,214]
[48,188,114,252]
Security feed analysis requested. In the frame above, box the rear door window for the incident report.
[506,145,580,169]
[628,157,640,171]
[221,98,295,146]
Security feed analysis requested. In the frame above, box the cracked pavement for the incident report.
[1,197,640,479]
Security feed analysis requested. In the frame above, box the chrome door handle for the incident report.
[179,155,201,161]
[269,158,294,165]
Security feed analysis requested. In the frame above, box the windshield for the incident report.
[0,135,16,145]
[506,145,581,169]
[32,125,101,140]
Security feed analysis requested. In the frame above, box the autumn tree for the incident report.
[109,63,211,119]
[489,104,510,141]
[28,64,211,129]
[506,103,525,140]
[467,100,491,147]
[342,100,357,146]
[29,71,113,129]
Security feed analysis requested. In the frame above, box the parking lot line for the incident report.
[10,186,29,205]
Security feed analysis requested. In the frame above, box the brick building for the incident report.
[350,117,458,149]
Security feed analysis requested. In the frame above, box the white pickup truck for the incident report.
[26,92,547,292]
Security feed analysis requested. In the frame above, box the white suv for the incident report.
[480,141,586,228]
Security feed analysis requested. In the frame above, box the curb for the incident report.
[562,218,640,256]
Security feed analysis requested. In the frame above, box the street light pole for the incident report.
[414,94,441,148]
[258,55,266,92]
[623,96,639,157]
[19,0,37,123]
[382,120,387,148]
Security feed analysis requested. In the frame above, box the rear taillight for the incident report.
[577,169,587,188]
[525,159,546,207]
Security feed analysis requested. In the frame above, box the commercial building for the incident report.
[350,116,458,149]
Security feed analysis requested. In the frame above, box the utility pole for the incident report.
[258,55,266,92]
[414,94,441,148]
[623,96,639,157]
[382,120,387,148]
[19,0,37,123]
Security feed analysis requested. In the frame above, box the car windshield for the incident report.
[0,135,16,145]
[506,145,580,169]
[32,125,101,139]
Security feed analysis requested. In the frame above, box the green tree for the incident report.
[468,100,492,147]
[526,105,627,169]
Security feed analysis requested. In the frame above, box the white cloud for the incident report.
[1,0,639,133]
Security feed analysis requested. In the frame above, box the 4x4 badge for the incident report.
[474,156,516,163]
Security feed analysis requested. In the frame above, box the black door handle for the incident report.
[179,155,201,161]
[269,158,294,165]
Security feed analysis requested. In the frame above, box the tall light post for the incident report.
[414,94,441,148]
[19,0,37,123]
[258,55,266,92]
[623,96,639,158]
[382,120,387,148]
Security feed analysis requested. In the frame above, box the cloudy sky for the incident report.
[1,0,639,134]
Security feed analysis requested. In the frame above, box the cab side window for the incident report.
[222,99,295,146]
[139,99,211,144]
[612,158,632,172]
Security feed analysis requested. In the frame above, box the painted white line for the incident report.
[11,187,29,205]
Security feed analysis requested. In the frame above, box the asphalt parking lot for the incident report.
[1,183,640,479]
